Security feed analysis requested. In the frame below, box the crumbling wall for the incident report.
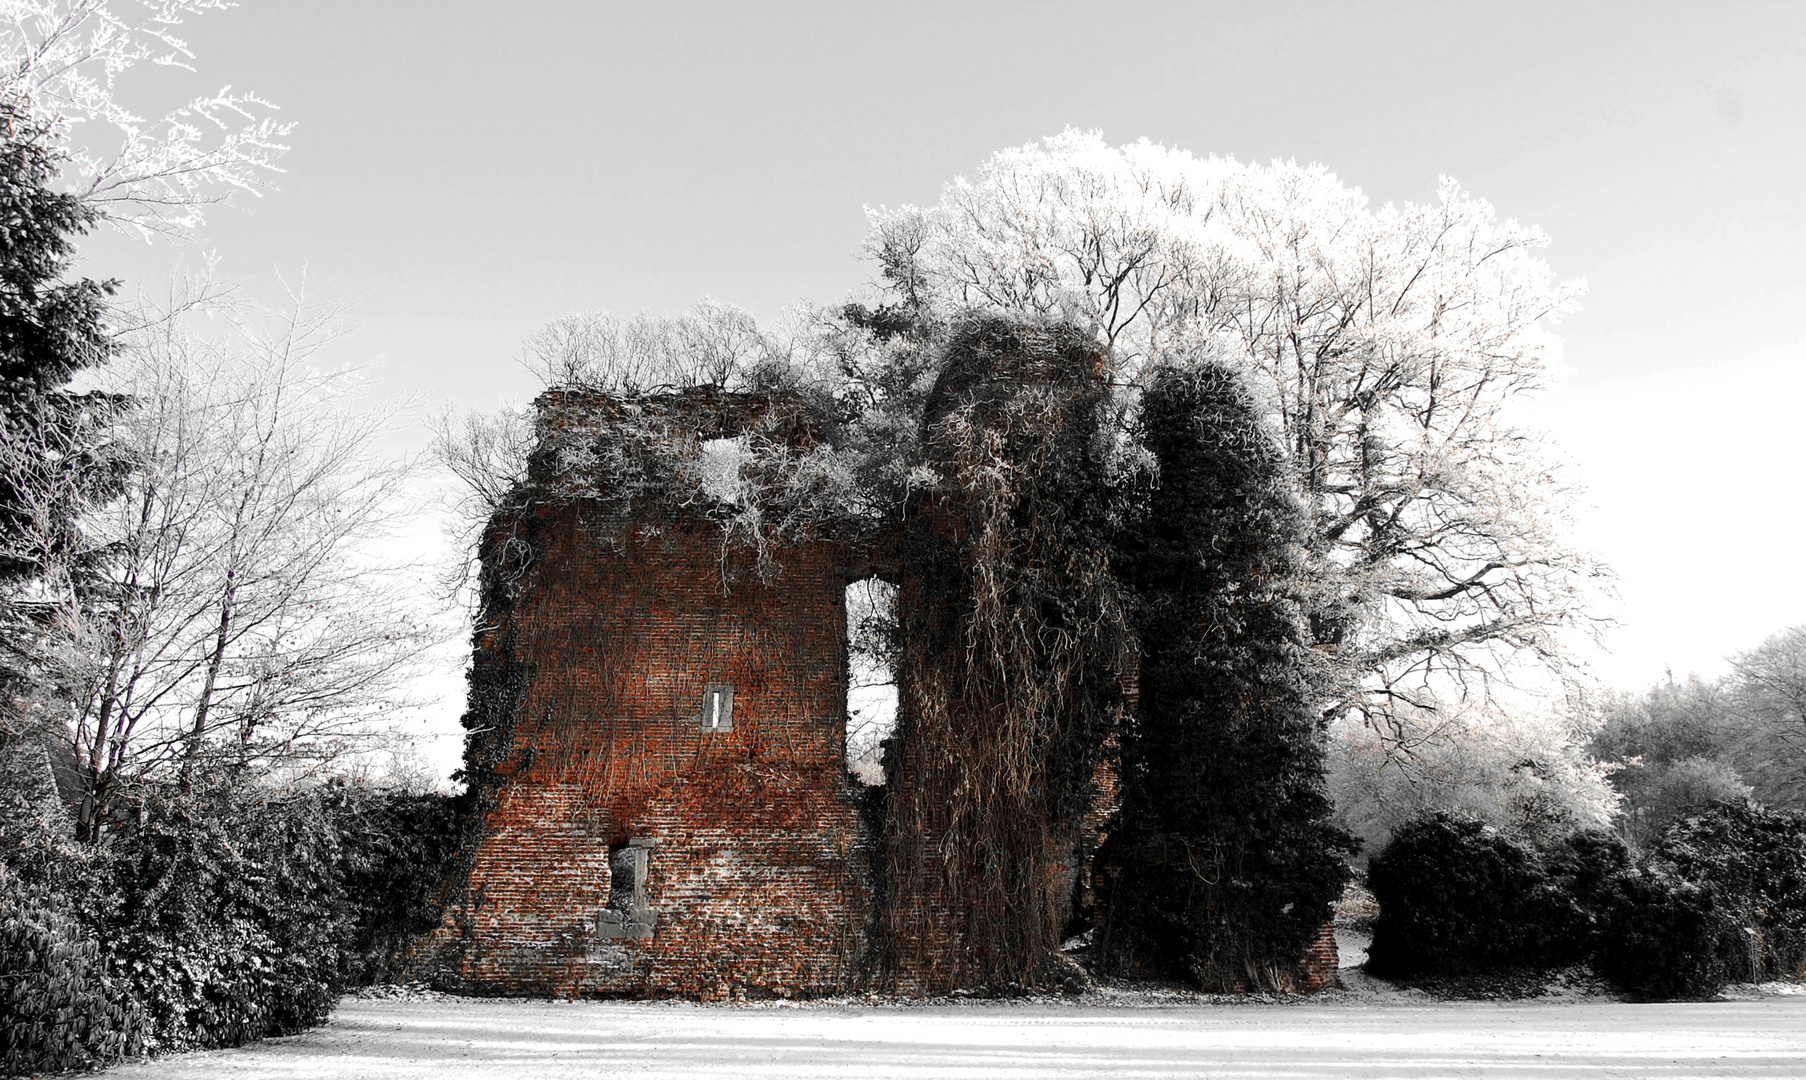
[431,391,869,999]
[1300,923,1340,992]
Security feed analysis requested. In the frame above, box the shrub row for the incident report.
[0,776,460,1075]
[1366,801,1806,999]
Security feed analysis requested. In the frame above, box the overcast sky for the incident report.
[74,0,1806,771]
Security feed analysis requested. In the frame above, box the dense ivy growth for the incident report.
[1597,800,1806,996]
[330,786,465,985]
[877,317,1129,993]
[1095,363,1353,991]
[1647,800,1806,979]
[1595,867,1731,1000]
[1366,814,1566,975]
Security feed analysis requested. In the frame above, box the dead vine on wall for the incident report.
[877,317,1130,992]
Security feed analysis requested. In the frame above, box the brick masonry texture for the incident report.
[1301,922,1341,992]
[431,507,869,999]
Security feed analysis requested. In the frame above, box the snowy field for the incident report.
[103,985,1806,1080]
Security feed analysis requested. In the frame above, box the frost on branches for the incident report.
[1,0,290,235]
[0,296,439,839]
[864,129,1611,743]
[1328,698,1621,855]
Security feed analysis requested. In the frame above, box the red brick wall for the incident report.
[431,509,869,999]
[1298,922,1340,992]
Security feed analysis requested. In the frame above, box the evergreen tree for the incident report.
[0,106,117,722]
[1097,362,1354,990]
[0,105,115,581]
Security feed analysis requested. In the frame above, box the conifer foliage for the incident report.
[1097,363,1353,990]
[0,104,114,585]
[0,106,109,410]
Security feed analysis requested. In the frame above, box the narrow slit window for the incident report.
[700,683,734,732]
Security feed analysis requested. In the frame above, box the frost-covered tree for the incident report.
[864,130,1607,740]
[1331,697,1621,856]
[1727,626,1806,807]
[0,296,438,838]
[1590,635,1806,836]
[1,0,290,235]
[1587,675,1746,843]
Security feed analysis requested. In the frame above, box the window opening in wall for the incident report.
[597,838,658,940]
[845,579,897,786]
[697,436,750,506]
[700,683,734,732]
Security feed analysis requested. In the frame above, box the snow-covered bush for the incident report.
[0,774,460,1068]
[1328,699,1620,857]
[0,875,140,1074]
[1368,801,1805,999]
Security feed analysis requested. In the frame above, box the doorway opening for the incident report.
[844,578,897,786]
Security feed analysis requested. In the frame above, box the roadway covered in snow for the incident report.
[105,986,1806,1079]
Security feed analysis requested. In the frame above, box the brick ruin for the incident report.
[427,375,1339,999]
[428,389,871,999]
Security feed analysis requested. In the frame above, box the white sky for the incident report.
[68,0,1806,776]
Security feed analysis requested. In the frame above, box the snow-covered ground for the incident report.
[104,984,1806,1079]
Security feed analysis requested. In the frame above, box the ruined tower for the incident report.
[425,324,1341,999]
[432,388,870,998]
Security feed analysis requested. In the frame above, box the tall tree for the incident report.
[1097,361,1353,990]
[864,130,1608,741]
[0,101,112,577]
[0,102,119,751]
